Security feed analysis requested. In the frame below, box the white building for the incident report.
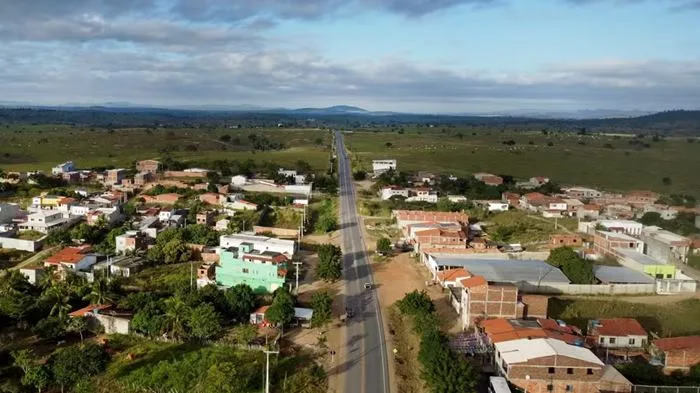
[224,200,259,212]
[20,267,44,285]
[215,219,231,232]
[219,234,296,256]
[447,195,467,203]
[406,189,438,203]
[52,161,75,175]
[487,202,510,212]
[372,159,397,176]
[598,220,644,236]
[380,186,409,200]
[159,209,173,222]
[563,187,602,199]
[231,175,248,187]
[19,210,68,233]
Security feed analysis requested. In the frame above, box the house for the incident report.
[588,318,648,349]
[105,168,127,185]
[530,176,550,187]
[393,210,469,233]
[199,193,226,206]
[115,231,148,254]
[109,255,146,277]
[486,202,510,212]
[625,190,660,207]
[519,192,548,210]
[19,266,45,285]
[651,336,700,373]
[453,274,519,329]
[494,338,631,393]
[480,318,582,346]
[406,188,438,203]
[19,210,68,233]
[158,207,173,222]
[215,218,231,232]
[593,266,655,284]
[372,159,396,176]
[641,226,691,264]
[219,233,296,256]
[597,220,643,236]
[69,304,132,335]
[642,204,679,220]
[413,227,467,253]
[593,231,645,257]
[86,207,120,227]
[52,161,75,175]
[613,248,676,279]
[577,205,601,219]
[142,193,182,205]
[0,203,20,224]
[61,171,80,183]
[474,173,504,186]
[550,234,584,249]
[380,186,409,200]
[196,211,215,226]
[135,159,161,174]
[134,171,155,187]
[31,194,64,209]
[436,268,471,287]
[225,200,259,212]
[215,243,288,293]
[231,175,248,187]
[250,306,313,327]
[447,195,468,203]
[44,245,96,271]
[562,187,602,199]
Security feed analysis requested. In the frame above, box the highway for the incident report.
[335,130,390,393]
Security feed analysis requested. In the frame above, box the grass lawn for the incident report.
[485,210,559,244]
[16,230,45,240]
[689,255,700,270]
[548,297,700,337]
[346,130,700,196]
[122,262,192,292]
[0,126,331,172]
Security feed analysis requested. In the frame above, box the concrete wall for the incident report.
[253,226,299,239]
[94,314,131,334]
[0,235,44,252]
[519,282,657,295]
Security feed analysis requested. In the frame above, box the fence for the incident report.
[634,385,700,393]
[518,282,657,295]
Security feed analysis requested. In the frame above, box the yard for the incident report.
[121,262,192,292]
[0,126,331,173]
[484,210,562,245]
[548,297,700,337]
[16,230,45,241]
[346,130,700,197]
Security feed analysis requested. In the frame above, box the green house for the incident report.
[216,242,288,293]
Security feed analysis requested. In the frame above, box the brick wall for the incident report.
[467,285,518,324]
[664,349,700,372]
[521,294,549,319]
[507,356,604,393]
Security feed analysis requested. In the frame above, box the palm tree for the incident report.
[43,284,72,319]
[37,266,59,291]
[164,296,190,340]
[83,279,114,305]
[66,317,89,342]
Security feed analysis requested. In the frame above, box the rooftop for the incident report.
[594,266,655,284]
[590,318,648,337]
[495,338,603,365]
[654,336,700,351]
[45,245,92,265]
[597,230,640,242]
[614,248,666,266]
[431,256,570,285]
[69,304,112,317]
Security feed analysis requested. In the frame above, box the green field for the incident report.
[346,130,700,196]
[549,297,700,337]
[0,126,331,172]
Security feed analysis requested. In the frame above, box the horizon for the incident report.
[1,1,699,112]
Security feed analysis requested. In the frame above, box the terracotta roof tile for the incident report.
[460,275,487,288]
[69,304,112,317]
[45,245,92,265]
[437,268,471,282]
[591,318,647,337]
[654,336,700,351]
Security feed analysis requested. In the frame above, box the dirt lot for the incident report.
[371,252,463,393]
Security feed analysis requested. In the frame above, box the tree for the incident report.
[376,238,392,255]
[44,228,71,246]
[224,284,256,322]
[316,214,337,233]
[83,278,115,305]
[67,316,89,342]
[662,176,672,186]
[352,170,367,181]
[0,270,37,322]
[42,283,73,319]
[284,365,327,393]
[199,363,250,393]
[131,301,166,337]
[188,303,221,340]
[397,290,434,316]
[316,244,342,281]
[164,296,191,340]
[33,316,67,340]
[547,246,595,284]
[12,350,51,393]
[310,291,333,328]
[50,343,108,393]
[265,288,295,328]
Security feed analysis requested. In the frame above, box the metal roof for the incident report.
[495,338,603,365]
[431,257,570,285]
[614,248,665,266]
[593,266,655,284]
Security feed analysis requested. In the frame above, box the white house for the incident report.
[589,318,648,349]
[44,245,97,271]
[19,210,68,233]
[380,186,409,200]
[219,233,296,256]
[20,267,44,285]
[231,175,248,187]
[406,189,438,203]
[598,220,644,236]
[563,187,603,199]
[225,200,259,212]
[52,161,75,175]
[158,209,173,222]
[372,159,397,175]
[447,195,467,203]
[215,218,231,232]
[487,202,509,212]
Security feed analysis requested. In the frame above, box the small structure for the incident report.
[231,175,248,187]
[651,336,700,374]
[69,304,132,334]
[44,245,96,271]
[372,159,396,176]
[593,266,655,284]
[588,318,648,349]
[19,266,45,285]
[549,234,584,249]
[135,159,161,174]
[109,255,146,277]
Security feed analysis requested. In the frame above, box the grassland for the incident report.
[0,125,331,172]
[346,129,700,196]
[549,297,700,337]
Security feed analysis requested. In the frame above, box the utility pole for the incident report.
[293,261,302,293]
[190,261,193,290]
[264,349,279,393]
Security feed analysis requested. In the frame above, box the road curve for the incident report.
[335,130,390,393]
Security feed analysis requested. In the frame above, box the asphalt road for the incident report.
[335,131,390,393]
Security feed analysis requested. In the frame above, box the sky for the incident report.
[1,0,699,113]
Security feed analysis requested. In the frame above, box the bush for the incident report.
[547,247,595,284]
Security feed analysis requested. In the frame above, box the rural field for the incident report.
[346,129,700,196]
[0,126,331,172]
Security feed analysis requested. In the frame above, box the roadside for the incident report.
[10,245,59,270]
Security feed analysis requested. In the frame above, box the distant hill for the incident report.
[291,105,370,114]
[580,110,700,131]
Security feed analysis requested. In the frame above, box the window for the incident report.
[548,367,555,374]
[567,368,573,375]
[587,369,593,375]
[599,337,605,344]
[242,268,249,273]
[566,385,573,392]
[629,338,635,345]
[609,337,616,344]
[547,385,554,392]
[666,274,673,278]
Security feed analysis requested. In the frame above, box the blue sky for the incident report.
[0,0,699,112]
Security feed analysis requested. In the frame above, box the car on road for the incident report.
[364,282,372,290]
